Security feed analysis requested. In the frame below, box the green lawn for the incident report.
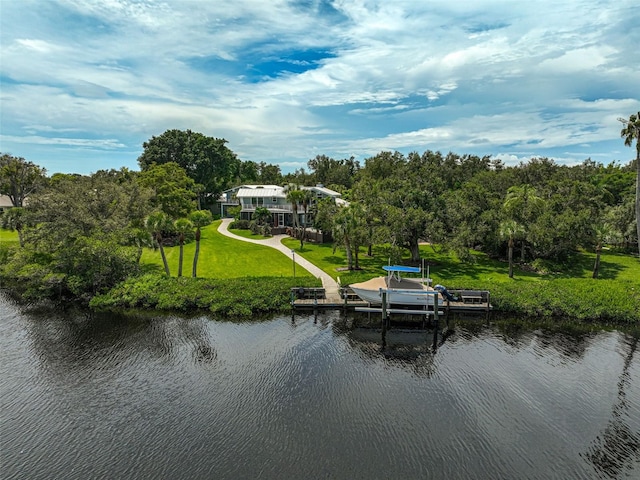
[283,238,640,288]
[141,220,312,278]
[228,228,270,240]
[0,228,19,245]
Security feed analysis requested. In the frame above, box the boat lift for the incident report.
[355,288,445,328]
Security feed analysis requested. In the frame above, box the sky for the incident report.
[1,0,639,176]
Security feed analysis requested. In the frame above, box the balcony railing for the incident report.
[241,203,295,212]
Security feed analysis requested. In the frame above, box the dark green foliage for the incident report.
[137,129,242,209]
[90,274,322,317]
[0,153,47,207]
[2,237,139,302]
[230,219,251,229]
[484,279,640,323]
[138,162,196,219]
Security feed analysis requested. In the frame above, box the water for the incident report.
[1,292,639,479]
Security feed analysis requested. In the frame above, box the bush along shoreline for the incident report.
[90,274,639,323]
[454,278,640,323]
[89,274,322,317]
[1,270,638,323]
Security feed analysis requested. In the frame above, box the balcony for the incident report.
[241,203,295,213]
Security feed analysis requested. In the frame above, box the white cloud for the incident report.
[0,0,639,173]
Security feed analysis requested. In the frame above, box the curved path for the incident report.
[217,219,341,300]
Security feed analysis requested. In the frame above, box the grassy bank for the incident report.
[90,274,321,317]
[283,239,640,323]
[3,224,639,322]
[140,221,312,278]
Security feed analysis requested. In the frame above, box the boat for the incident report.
[349,265,444,306]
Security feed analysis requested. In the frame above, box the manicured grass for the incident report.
[141,220,312,278]
[283,238,640,286]
[0,228,19,245]
[283,239,640,322]
[228,228,270,240]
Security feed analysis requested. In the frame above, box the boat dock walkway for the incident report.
[290,287,492,313]
[218,219,342,301]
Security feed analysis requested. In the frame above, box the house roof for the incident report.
[236,187,283,198]
[227,184,343,200]
[304,185,341,197]
[0,195,15,208]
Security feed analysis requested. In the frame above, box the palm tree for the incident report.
[499,220,525,278]
[127,227,153,263]
[503,184,544,261]
[189,210,212,278]
[284,183,305,245]
[592,222,612,279]
[145,211,172,276]
[333,203,365,270]
[300,189,315,247]
[619,112,640,256]
[174,217,193,277]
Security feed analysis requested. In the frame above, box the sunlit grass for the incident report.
[140,220,312,278]
[0,228,19,245]
[228,228,270,240]
[283,239,640,320]
[283,238,640,287]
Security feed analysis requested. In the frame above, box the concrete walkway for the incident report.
[217,219,341,301]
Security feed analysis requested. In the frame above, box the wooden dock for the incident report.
[290,287,492,313]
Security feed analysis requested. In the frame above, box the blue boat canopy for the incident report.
[382,265,421,273]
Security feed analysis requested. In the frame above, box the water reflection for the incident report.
[3,294,639,480]
[22,307,218,377]
[341,325,452,378]
[583,336,640,478]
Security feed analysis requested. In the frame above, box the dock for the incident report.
[290,287,492,314]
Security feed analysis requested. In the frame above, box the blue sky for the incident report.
[1,0,639,175]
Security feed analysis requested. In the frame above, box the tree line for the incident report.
[1,114,638,301]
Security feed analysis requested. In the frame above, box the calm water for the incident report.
[1,292,639,480]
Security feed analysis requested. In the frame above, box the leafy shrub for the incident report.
[230,219,251,230]
[90,274,322,318]
[250,221,261,235]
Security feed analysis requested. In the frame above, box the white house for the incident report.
[219,184,345,229]
[0,195,15,213]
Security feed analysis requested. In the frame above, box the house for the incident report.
[0,195,15,213]
[219,184,346,231]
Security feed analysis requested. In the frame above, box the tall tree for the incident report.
[619,112,640,256]
[0,154,47,207]
[145,212,173,276]
[503,184,544,261]
[284,183,305,247]
[332,203,366,270]
[591,222,611,279]
[499,220,525,278]
[300,189,315,245]
[174,217,193,277]
[137,129,240,208]
[190,210,213,278]
[3,169,148,300]
[138,162,196,219]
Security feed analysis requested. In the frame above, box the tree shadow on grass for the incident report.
[140,263,164,275]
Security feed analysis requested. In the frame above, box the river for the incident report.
[1,292,639,479]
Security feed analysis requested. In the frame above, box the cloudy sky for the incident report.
[1,0,639,175]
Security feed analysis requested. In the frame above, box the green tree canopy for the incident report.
[138,162,196,219]
[0,153,47,207]
[619,112,640,256]
[137,129,241,208]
